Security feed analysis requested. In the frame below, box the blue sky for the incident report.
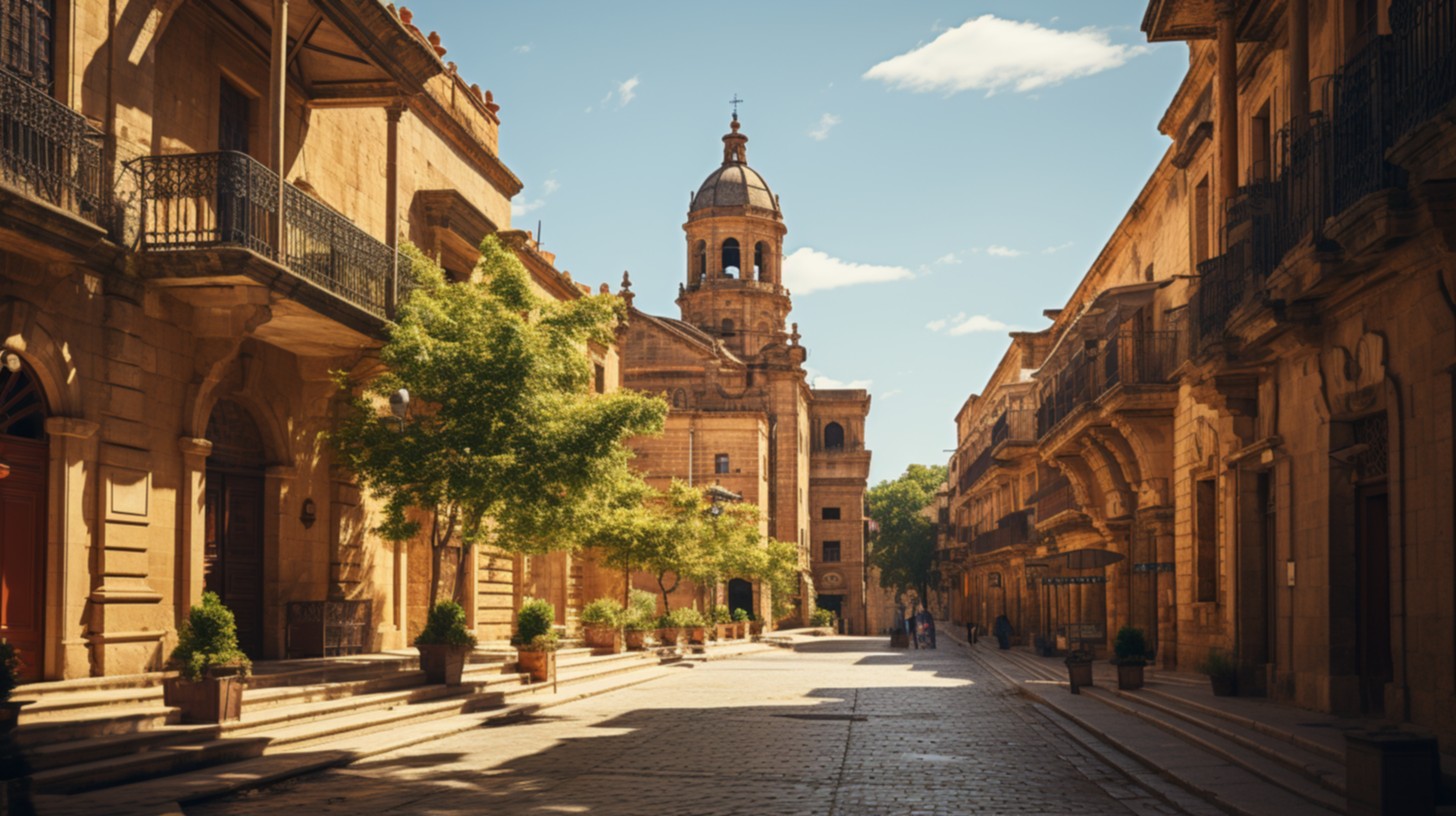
[406,2,1187,485]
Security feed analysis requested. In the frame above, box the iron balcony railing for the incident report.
[1330,35,1404,215]
[1193,245,1253,349]
[971,511,1030,555]
[134,151,396,319]
[958,446,993,492]
[1035,478,1079,521]
[1100,328,1181,394]
[1391,0,1456,139]
[990,409,1036,449]
[1036,349,1095,438]
[0,67,106,224]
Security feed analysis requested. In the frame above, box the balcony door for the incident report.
[217,79,251,245]
[0,360,48,681]
[1,0,55,92]
[204,399,267,659]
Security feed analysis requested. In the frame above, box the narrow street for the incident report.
[190,637,1189,816]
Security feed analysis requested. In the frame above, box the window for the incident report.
[694,240,707,283]
[1251,100,1272,183]
[824,422,845,450]
[593,363,606,394]
[1,0,55,91]
[721,238,740,278]
[821,507,840,520]
[1194,175,1211,264]
[822,541,841,562]
[754,241,769,281]
[721,318,734,337]
[1195,478,1218,602]
[715,453,730,474]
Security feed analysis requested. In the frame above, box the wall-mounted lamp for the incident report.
[0,461,10,480]
[300,498,317,528]
[1,351,22,373]
[389,388,410,430]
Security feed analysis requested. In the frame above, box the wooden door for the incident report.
[204,470,265,658]
[1356,486,1392,715]
[0,436,46,681]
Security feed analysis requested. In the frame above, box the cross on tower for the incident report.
[729,94,744,120]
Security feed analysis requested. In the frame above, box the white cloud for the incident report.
[616,76,639,106]
[1042,241,1074,254]
[808,113,841,141]
[880,388,904,400]
[864,14,1148,96]
[987,245,1023,258]
[811,373,873,390]
[933,252,961,265]
[510,178,560,219]
[927,312,1012,335]
[782,247,914,295]
[542,178,561,195]
[514,43,532,54]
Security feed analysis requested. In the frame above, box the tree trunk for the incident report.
[451,545,469,605]
[657,571,680,612]
[430,544,447,609]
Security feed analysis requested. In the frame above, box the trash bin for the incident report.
[1344,730,1439,816]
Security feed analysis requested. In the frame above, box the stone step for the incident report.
[14,704,179,749]
[20,724,217,773]
[31,735,273,794]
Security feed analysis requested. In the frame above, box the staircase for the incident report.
[967,641,1456,816]
[10,643,744,815]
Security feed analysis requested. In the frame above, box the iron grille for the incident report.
[1353,413,1390,480]
[1390,0,1456,141]
[1,66,105,223]
[1,0,52,93]
[1330,35,1404,214]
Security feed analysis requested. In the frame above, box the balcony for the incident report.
[1329,36,1404,216]
[1035,476,1079,522]
[1391,0,1456,140]
[971,511,1031,555]
[0,67,107,228]
[134,151,403,332]
[990,409,1036,451]
[958,446,993,493]
[1100,328,1180,394]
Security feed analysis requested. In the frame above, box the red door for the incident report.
[1,435,47,682]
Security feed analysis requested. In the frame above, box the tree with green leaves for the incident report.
[867,463,948,608]
[330,237,668,606]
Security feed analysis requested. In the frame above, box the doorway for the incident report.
[0,360,48,681]
[216,78,251,245]
[727,578,753,618]
[204,399,267,659]
[1356,485,1392,714]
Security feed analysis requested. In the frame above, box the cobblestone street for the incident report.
[190,638,1187,815]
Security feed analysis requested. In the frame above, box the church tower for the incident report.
[678,115,791,359]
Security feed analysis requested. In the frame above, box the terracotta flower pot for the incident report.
[716,624,734,641]
[418,643,471,686]
[1117,663,1145,691]
[1066,661,1094,692]
[163,675,244,723]
[517,649,555,683]
[688,626,707,645]
[583,626,623,652]
[656,627,682,648]
[750,620,764,636]
[624,629,649,650]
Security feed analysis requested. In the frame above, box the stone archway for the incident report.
[204,398,268,658]
[0,358,49,680]
[727,578,753,618]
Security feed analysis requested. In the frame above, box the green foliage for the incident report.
[0,639,20,701]
[1065,648,1094,665]
[1112,626,1149,666]
[731,607,750,622]
[515,597,555,646]
[171,592,252,682]
[329,238,668,605]
[527,632,560,652]
[663,606,705,629]
[710,605,732,624]
[581,597,624,628]
[1196,649,1237,680]
[810,608,836,627]
[763,538,802,621]
[624,589,659,631]
[867,464,948,601]
[416,600,478,648]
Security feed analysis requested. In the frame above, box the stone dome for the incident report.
[689,117,780,215]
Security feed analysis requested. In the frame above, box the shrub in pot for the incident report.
[732,607,750,639]
[711,605,734,640]
[1197,649,1238,696]
[623,590,657,650]
[416,600,477,686]
[514,598,558,682]
[1112,626,1149,690]
[164,591,252,723]
[1065,648,1094,694]
[810,607,836,630]
[581,597,625,653]
[666,607,706,645]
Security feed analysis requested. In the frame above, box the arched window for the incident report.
[721,318,735,337]
[695,240,707,283]
[824,422,845,450]
[754,241,769,281]
[0,357,48,439]
[721,238,740,278]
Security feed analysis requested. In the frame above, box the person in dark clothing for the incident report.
[993,614,1013,649]
[967,620,977,645]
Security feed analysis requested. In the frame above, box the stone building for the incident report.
[619,117,884,632]
[941,0,1456,742]
[0,0,615,680]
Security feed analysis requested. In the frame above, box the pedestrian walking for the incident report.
[994,614,1014,650]
[967,620,978,645]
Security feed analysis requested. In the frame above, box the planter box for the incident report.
[624,629,649,650]
[656,627,682,648]
[1345,730,1440,816]
[1116,663,1145,690]
[750,620,764,636]
[583,626,623,653]
[688,626,707,645]
[418,643,471,686]
[163,675,244,723]
[1210,675,1238,696]
[1066,661,1094,693]
[517,649,555,683]
[716,624,735,641]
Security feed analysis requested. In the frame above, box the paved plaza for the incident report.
[189,637,1188,815]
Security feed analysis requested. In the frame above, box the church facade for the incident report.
[619,118,885,633]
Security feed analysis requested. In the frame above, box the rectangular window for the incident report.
[1251,100,1271,182]
[1196,478,1218,602]
[1194,175,1211,263]
[714,453,729,474]
[822,541,841,563]
[593,363,606,394]
[821,507,840,520]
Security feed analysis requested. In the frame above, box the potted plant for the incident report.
[666,607,706,646]
[0,639,24,736]
[732,607,750,639]
[623,590,656,650]
[580,597,625,653]
[164,591,251,723]
[1065,648,1094,694]
[811,607,836,631]
[416,600,477,686]
[1112,626,1149,690]
[712,605,734,640]
[514,597,558,682]
[1197,649,1238,696]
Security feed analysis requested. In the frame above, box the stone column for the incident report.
[384,103,405,317]
[1289,0,1309,125]
[176,436,212,626]
[262,464,296,659]
[45,417,98,680]
[1216,0,1240,204]
[269,0,289,252]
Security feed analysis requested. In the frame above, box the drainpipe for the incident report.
[687,422,694,486]
[270,0,289,254]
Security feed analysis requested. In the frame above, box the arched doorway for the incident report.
[204,399,267,658]
[0,358,48,681]
[727,578,753,618]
